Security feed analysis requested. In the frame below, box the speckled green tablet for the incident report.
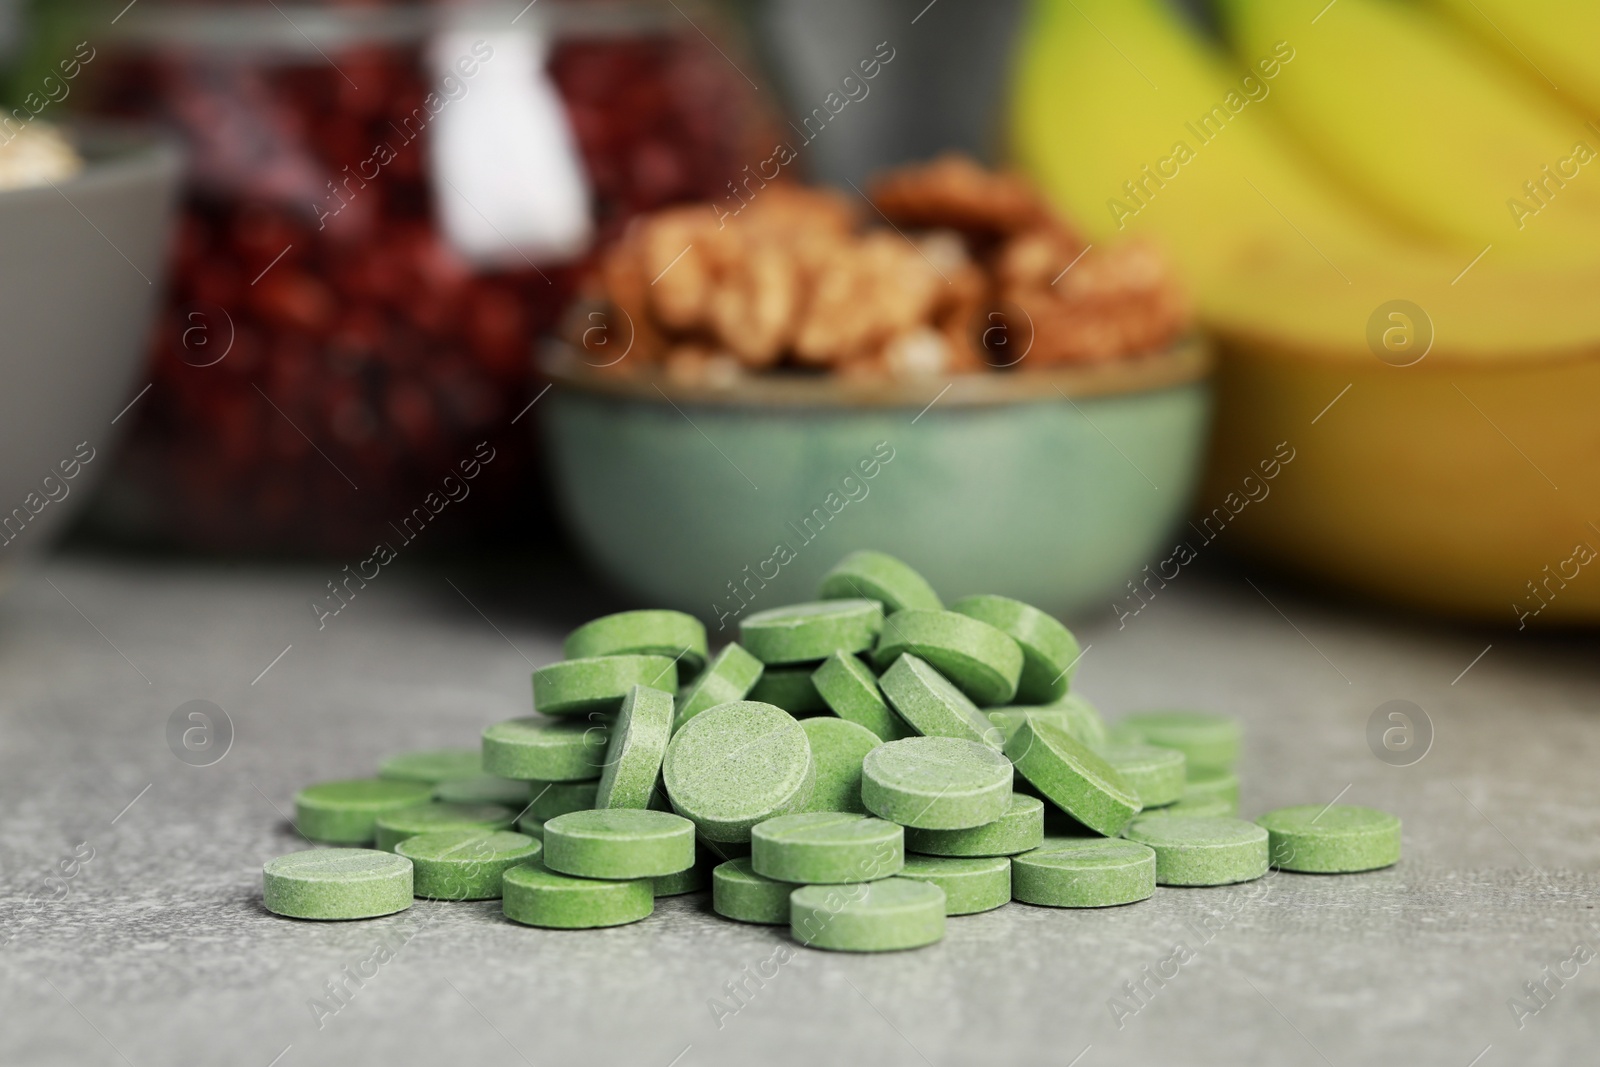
[861,736,1012,830]
[673,643,765,731]
[1011,838,1156,907]
[651,863,708,896]
[542,808,696,880]
[740,599,883,665]
[563,610,709,675]
[897,854,1011,914]
[379,748,483,785]
[800,717,881,814]
[1094,743,1186,808]
[395,829,541,900]
[662,700,815,843]
[818,550,943,613]
[1123,815,1269,886]
[294,779,436,844]
[812,652,914,741]
[373,802,517,852]
[748,667,828,714]
[1003,716,1141,837]
[987,693,1108,747]
[526,779,599,821]
[712,857,792,924]
[904,793,1044,857]
[879,654,1005,750]
[532,655,677,717]
[949,595,1081,704]
[1256,804,1401,873]
[1115,710,1242,772]
[501,859,653,929]
[751,813,903,884]
[1184,767,1240,809]
[483,716,608,782]
[790,878,945,952]
[595,684,673,809]
[263,848,413,920]
[873,610,1023,706]
[434,774,531,807]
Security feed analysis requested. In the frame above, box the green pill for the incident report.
[1115,710,1242,772]
[949,595,1081,704]
[502,859,653,929]
[751,813,903,884]
[295,778,435,845]
[818,550,943,614]
[652,862,709,896]
[373,802,517,852]
[897,855,1011,915]
[879,654,1005,750]
[800,717,882,814]
[662,700,815,843]
[861,736,1012,830]
[1166,792,1235,818]
[673,643,764,731]
[812,652,914,742]
[873,610,1023,706]
[712,858,792,924]
[434,775,530,807]
[483,716,608,782]
[1255,804,1402,873]
[1003,716,1142,837]
[263,848,413,920]
[1124,815,1269,886]
[395,829,541,901]
[532,655,677,717]
[1011,838,1156,907]
[542,808,696,880]
[740,600,884,665]
[1184,766,1240,809]
[516,812,544,839]
[379,748,483,785]
[526,779,600,821]
[563,610,708,676]
[1094,743,1186,808]
[748,668,828,715]
[904,793,1044,857]
[987,694,1107,747]
[790,878,945,952]
[595,684,673,809]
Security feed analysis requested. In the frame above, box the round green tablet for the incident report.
[563,610,709,675]
[526,779,600,821]
[263,848,413,920]
[1115,710,1242,772]
[483,716,608,782]
[1123,815,1269,886]
[379,748,483,785]
[1094,743,1187,808]
[740,599,884,665]
[879,653,1005,750]
[711,857,792,924]
[1011,838,1156,907]
[904,793,1044,857]
[542,808,696,879]
[812,652,914,741]
[595,684,673,809]
[395,829,542,900]
[873,610,1023,706]
[1003,716,1142,837]
[1184,766,1240,808]
[748,667,828,715]
[434,774,531,807]
[373,802,517,852]
[1166,792,1236,818]
[652,862,709,896]
[673,643,765,731]
[800,717,882,814]
[987,694,1107,747]
[516,812,544,839]
[502,859,653,929]
[751,813,903,884]
[897,854,1011,915]
[532,655,678,717]
[295,779,435,844]
[861,736,1012,830]
[791,878,945,952]
[662,701,815,843]
[949,595,1081,704]
[818,550,943,614]
[1255,804,1402,873]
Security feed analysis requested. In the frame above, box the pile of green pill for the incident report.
[263,550,1403,950]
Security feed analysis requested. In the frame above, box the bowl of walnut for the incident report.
[540,156,1211,626]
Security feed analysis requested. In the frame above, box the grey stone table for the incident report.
[2,551,1597,1067]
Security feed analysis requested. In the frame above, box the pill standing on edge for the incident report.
[897,854,1012,915]
[482,716,608,782]
[501,859,654,929]
[294,779,436,845]
[790,878,946,952]
[740,599,884,665]
[263,848,413,920]
[812,651,915,742]
[949,595,1082,704]
[532,655,678,717]
[904,793,1045,857]
[662,700,815,843]
[712,858,793,924]
[818,550,943,614]
[1114,710,1242,772]
[872,610,1023,706]
[1093,743,1187,808]
[879,653,1006,750]
[1010,838,1156,907]
[542,808,697,880]
[373,802,517,852]
[378,748,483,785]
[563,610,709,676]
[1123,815,1269,886]
[595,684,674,809]
[800,717,883,814]
[861,736,1013,830]
[395,829,541,901]
[1255,804,1402,873]
[673,643,765,732]
[751,812,903,884]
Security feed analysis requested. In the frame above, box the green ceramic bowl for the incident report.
[540,339,1212,628]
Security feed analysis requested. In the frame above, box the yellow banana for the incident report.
[1429,0,1600,118]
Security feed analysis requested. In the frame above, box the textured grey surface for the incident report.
[2,553,1598,1067]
